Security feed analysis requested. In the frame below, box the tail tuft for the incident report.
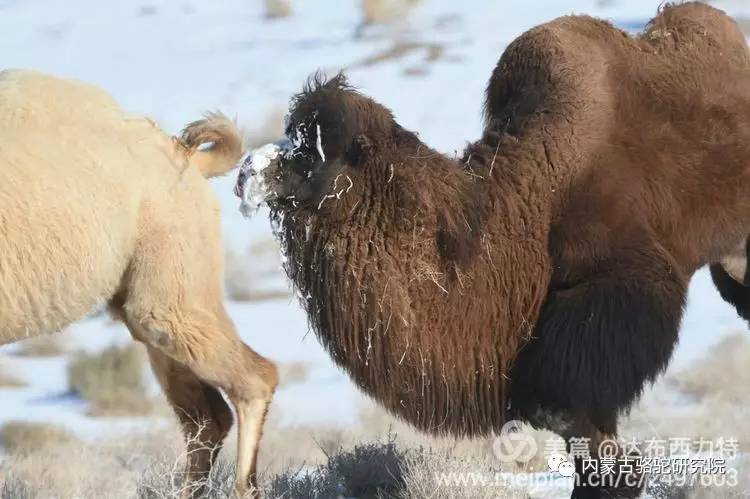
[176,112,245,178]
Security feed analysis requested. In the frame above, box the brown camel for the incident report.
[233,3,750,497]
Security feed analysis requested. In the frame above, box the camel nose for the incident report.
[234,152,256,199]
[234,172,246,198]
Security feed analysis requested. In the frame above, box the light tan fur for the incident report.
[0,69,276,498]
[721,241,748,284]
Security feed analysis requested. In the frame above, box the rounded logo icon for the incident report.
[558,460,576,478]
[492,420,538,463]
[548,453,568,472]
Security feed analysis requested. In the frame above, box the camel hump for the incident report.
[0,69,123,128]
[175,112,245,178]
[642,2,749,60]
[482,14,621,138]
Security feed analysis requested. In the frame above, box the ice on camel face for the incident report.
[234,116,328,217]
[235,142,287,218]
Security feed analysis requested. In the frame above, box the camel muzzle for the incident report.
[235,139,292,217]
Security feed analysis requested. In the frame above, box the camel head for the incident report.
[235,73,404,219]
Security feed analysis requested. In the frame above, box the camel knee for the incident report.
[124,304,225,363]
[128,303,278,403]
[223,346,278,405]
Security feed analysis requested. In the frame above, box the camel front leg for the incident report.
[509,244,686,498]
[564,420,644,499]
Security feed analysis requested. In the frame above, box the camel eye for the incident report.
[285,114,327,166]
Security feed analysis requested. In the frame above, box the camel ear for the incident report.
[347,134,372,166]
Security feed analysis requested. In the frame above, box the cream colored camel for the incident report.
[0,69,277,497]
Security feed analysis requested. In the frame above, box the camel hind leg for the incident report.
[146,347,233,496]
[120,225,278,497]
[124,301,277,497]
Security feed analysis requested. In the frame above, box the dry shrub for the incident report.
[0,430,170,498]
[225,238,290,302]
[0,475,36,499]
[0,360,25,388]
[67,344,153,416]
[266,436,530,499]
[267,436,409,498]
[256,406,344,474]
[360,0,423,25]
[0,421,77,456]
[278,361,310,386]
[349,41,445,70]
[670,333,750,404]
[264,0,292,19]
[13,333,68,357]
[1,424,254,499]
[356,402,564,478]
[4,414,738,499]
[135,429,234,499]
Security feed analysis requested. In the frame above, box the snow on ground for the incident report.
[1,0,750,460]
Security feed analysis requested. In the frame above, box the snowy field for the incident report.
[3,0,750,497]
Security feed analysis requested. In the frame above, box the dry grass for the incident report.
[4,331,750,497]
[225,238,290,302]
[0,424,525,499]
[0,430,168,499]
[0,421,77,456]
[67,344,154,416]
[263,0,292,20]
[360,0,423,25]
[400,450,527,499]
[621,333,750,447]
[0,409,747,498]
[13,333,68,357]
[618,333,750,498]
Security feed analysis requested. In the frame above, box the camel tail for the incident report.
[176,112,245,178]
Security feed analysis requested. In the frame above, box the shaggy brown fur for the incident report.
[0,70,276,498]
[244,3,750,497]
